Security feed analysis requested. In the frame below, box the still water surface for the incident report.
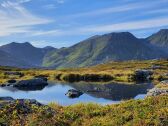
[0,82,153,105]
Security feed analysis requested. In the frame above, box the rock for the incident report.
[129,69,153,82]
[0,99,54,115]
[146,88,168,96]
[6,83,13,86]
[151,65,161,70]
[164,73,168,76]
[12,99,43,106]
[65,89,83,98]
[14,78,48,88]
[34,75,48,81]
[0,84,6,87]
[0,97,14,101]
[160,80,168,85]
[8,79,16,83]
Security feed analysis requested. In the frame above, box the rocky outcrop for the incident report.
[146,88,168,96]
[0,98,54,114]
[14,78,48,88]
[147,80,168,97]
[0,97,14,109]
[129,70,153,82]
[151,65,162,70]
[8,79,16,83]
[0,97,14,101]
[34,75,48,81]
[0,83,15,87]
[65,89,83,98]
[0,84,6,87]
[160,80,168,85]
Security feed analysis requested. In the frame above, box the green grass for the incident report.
[0,95,167,126]
[0,60,168,125]
[0,59,168,84]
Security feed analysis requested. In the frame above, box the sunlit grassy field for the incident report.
[0,95,167,126]
[0,59,168,84]
[0,60,168,126]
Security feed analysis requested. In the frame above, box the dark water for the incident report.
[0,81,153,106]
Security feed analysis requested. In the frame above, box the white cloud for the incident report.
[43,4,57,9]
[78,18,168,33]
[65,0,168,18]
[17,0,32,4]
[33,17,168,37]
[56,0,65,4]
[145,8,168,14]
[0,0,52,36]
[31,30,63,36]
[0,0,168,39]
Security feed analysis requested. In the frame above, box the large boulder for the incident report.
[147,88,168,96]
[34,75,48,81]
[160,80,168,85]
[0,97,14,101]
[151,65,162,70]
[129,69,153,82]
[0,84,6,87]
[0,98,54,114]
[0,97,14,109]
[8,79,16,84]
[65,89,83,98]
[14,78,48,88]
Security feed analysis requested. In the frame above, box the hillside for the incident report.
[0,95,167,126]
[0,42,55,67]
[0,50,31,67]
[148,29,168,48]
[43,32,167,68]
[0,30,167,68]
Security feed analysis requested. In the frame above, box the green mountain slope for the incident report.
[0,50,30,67]
[148,29,168,48]
[43,32,167,68]
[0,42,55,67]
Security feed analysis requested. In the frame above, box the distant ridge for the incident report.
[0,30,168,68]
[43,31,168,68]
[0,50,30,67]
[0,42,55,67]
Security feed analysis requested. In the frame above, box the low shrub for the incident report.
[57,73,114,82]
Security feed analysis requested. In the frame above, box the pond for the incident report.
[0,81,154,106]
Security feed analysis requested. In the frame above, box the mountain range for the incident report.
[0,29,168,68]
[0,42,55,68]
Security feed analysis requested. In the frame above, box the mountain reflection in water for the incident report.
[67,82,154,100]
[0,81,153,105]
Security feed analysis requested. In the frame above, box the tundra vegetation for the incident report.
[0,95,167,126]
[0,59,168,85]
[0,59,168,126]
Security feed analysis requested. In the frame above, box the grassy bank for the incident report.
[0,95,167,126]
[0,59,168,84]
[0,60,168,126]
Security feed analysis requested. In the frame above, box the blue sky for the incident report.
[0,0,168,48]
